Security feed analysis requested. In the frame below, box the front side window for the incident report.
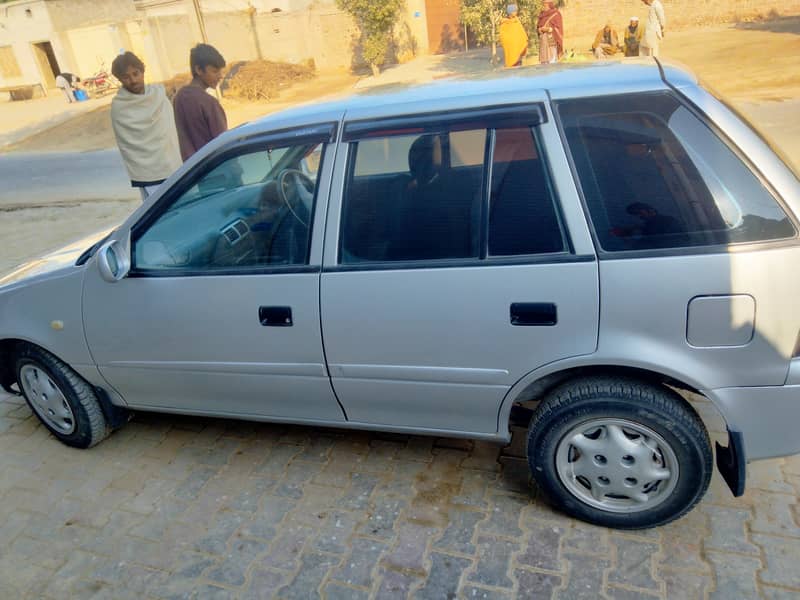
[558,92,794,252]
[134,142,324,271]
[340,122,567,264]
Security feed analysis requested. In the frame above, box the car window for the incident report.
[558,92,795,252]
[133,142,324,272]
[489,127,567,256]
[340,130,485,263]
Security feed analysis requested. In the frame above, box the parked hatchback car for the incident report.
[2,59,799,529]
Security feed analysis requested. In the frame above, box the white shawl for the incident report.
[110,84,182,183]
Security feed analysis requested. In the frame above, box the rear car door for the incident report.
[320,103,600,435]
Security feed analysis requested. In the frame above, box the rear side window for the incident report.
[557,92,794,252]
[340,124,567,265]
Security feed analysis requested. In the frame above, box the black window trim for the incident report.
[337,117,575,269]
[129,122,336,277]
[550,89,799,261]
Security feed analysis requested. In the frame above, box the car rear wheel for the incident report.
[527,377,713,529]
[15,344,109,448]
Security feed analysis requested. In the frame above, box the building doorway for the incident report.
[425,0,467,54]
[32,41,60,88]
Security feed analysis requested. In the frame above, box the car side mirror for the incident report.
[97,240,130,282]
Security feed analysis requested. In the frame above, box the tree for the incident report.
[460,0,547,60]
[337,0,406,76]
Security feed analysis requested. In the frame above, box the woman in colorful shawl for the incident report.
[537,0,564,64]
[499,5,529,67]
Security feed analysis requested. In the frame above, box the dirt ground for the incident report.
[5,70,359,154]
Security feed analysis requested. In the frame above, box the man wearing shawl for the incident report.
[537,0,564,64]
[110,52,182,201]
[592,23,621,59]
[499,5,528,68]
[624,16,644,56]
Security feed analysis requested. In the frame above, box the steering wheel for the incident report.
[276,169,315,228]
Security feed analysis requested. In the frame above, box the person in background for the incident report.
[640,0,666,57]
[173,43,227,161]
[624,16,644,57]
[499,4,529,68]
[110,52,182,202]
[54,72,80,103]
[592,23,621,59]
[537,0,564,64]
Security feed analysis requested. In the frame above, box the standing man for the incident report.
[640,0,666,57]
[110,52,182,202]
[173,43,228,161]
[537,0,564,64]
[623,16,644,57]
[499,5,528,68]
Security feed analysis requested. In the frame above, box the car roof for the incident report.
[232,58,697,140]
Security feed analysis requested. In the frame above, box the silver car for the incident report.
[2,59,799,529]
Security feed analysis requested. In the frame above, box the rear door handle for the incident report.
[510,303,557,326]
[259,306,293,326]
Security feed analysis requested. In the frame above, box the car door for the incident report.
[82,124,346,423]
[320,104,599,434]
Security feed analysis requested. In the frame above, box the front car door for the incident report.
[82,124,345,423]
[320,99,599,435]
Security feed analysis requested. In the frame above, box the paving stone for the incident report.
[608,536,660,591]
[275,460,326,499]
[240,495,295,540]
[256,444,303,478]
[460,585,514,599]
[748,459,796,494]
[605,586,662,599]
[191,509,247,555]
[357,496,406,539]
[376,568,423,599]
[241,567,291,600]
[275,551,340,600]
[338,473,381,510]
[191,584,239,599]
[653,508,710,574]
[557,554,611,600]
[91,559,166,592]
[703,505,760,556]
[313,510,362,554]
[749,491,800,538]
[172,465,218,502]
[562,522,611,556]
[331,536,389,587]
[383,521,437,574]
[506,569,561,600]
[169,551,217,579]
[414,552,472,600]
[517,520,566,572]
[427,449,468,483]
[297,435,336,462]
[752,533,800,589]
[325,582,371,600]
[434,508,485,555]
[451,470,497,509]
[760,584,800,599]
[397,437,435,462]
[468,536,518,588]
[223,476,276,513]
[705,551,761,600]
[659,569,712,600]
[461,441,502,472]
[261,522,315,571]
[478,494,526,538]
[205,537,270,586]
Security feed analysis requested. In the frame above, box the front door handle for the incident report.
[510,303,557,326]
[259,306,293,327]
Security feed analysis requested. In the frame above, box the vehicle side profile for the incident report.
[1,59,799,529]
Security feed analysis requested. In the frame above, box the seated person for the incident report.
[592,23,621,59]
[610,202,690,249]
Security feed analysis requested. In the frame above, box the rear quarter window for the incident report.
[557,92,795,252]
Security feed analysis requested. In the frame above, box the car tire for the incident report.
[14,344,109,448]
[527,376,712,529]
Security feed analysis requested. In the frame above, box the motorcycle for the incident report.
[83,62,119,98]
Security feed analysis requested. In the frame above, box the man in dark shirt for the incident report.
[173,44,228,161]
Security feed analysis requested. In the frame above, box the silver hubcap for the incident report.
[555,418,678,513]
[19,365,76,435]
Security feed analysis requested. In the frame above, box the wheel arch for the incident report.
[498,361,726,434]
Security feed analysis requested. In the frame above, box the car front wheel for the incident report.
[15,344,109,448]
[527,377,713,529]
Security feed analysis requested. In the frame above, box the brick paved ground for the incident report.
[0,389,798,599]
